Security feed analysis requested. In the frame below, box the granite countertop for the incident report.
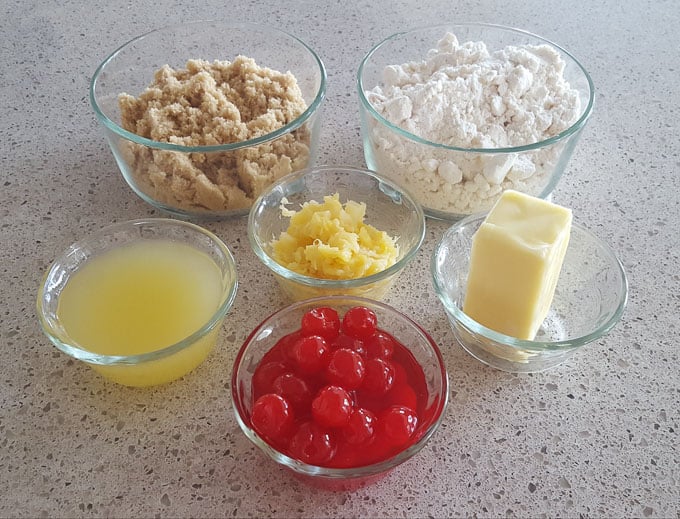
[1,0,678,517]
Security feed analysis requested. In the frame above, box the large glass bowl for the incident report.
[90,21,326,219]
[231,296,449,490]
[358,23,594,221]
[431,213,628,372]
[248,165,426,301]
[37,218,238,386]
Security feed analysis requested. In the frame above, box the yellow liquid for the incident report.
[58,240,225,386]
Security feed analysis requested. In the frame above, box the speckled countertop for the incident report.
[1,0,678,517]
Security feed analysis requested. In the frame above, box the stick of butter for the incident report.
[463,190,572,340]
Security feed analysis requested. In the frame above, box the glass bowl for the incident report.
[248,165,426,301]
[90,21,326,219]
[431,213,628,372]
[37,218,238,386]
[231,296,449,490]
[358,23,594,221]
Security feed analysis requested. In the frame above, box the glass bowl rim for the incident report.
[89,20,327,153]
[230,294,449,478]
[247,164,427,288]
[431,212,628,352]
[357,21,595,154]
[36,218,239,365]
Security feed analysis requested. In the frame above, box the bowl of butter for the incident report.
[248,165,426,301]
[431,190,628,372]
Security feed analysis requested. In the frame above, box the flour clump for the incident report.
[365,32,583,215]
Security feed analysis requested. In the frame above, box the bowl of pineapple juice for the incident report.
[37,219,238,387]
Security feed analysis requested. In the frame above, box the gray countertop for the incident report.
[2,0,678,517]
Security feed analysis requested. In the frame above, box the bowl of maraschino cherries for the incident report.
[231,296,449,490]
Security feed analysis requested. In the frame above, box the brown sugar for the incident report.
[118,56,311,212]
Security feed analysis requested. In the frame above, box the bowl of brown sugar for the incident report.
[90,20,327,219]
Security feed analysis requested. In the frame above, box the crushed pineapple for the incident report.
[271,194,399,279]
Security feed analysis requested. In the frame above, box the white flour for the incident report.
[365,32,582,215]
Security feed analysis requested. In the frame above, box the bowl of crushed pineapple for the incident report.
[248,165,426,301]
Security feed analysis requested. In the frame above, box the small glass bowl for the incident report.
[248,165,426,301]
[37,219,238,386]
[358,23,594,221]
[90,21,326,219]
[231,296,449,490]
[431,213,628,372]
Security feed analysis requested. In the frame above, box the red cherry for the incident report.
[272,372,313,412]
[342,407,376,445]
[291,335,329,374]
[361,358,395,396]
[251,394,293,442]
[326,348,365,389]
[342,306,378,339]
[288,421,336,465]
[275,330,303,361]
[252,361,288,397]
[378,405,418,447]
[301,307,340,340]
[331,333,366,356]
[311,385,353,428]
[365,330,396,360]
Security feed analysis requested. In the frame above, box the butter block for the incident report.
[463,190,572,340]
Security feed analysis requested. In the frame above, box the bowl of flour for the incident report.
[357,23,594,220]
